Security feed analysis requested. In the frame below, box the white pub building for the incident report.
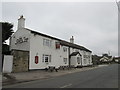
[10,16,93,72]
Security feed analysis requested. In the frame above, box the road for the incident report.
[3,64,119,88]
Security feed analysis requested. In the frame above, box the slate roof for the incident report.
[25,28,92,52]
[113,57,120,60]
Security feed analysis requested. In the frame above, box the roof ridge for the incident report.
[24,28,92,52]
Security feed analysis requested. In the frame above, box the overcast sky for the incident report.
[2,1,118,56]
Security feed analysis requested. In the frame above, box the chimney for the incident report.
[18,15,25,29]
[70,36,74,43]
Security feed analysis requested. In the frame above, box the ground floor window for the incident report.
[63,58,67,64]
[88,58,91,64]
[84,59,87,64]
[42,54,51,63]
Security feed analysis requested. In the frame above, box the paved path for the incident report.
[2,65,101,86]
[3,64,118,88]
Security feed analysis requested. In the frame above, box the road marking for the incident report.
[60,83,72,88]
[98,65,108,67]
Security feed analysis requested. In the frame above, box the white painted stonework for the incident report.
[10,28,30,51]
[10,16,93,70]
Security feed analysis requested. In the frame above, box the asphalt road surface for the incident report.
[3,64,119,88]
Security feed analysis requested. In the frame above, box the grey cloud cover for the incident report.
[2,2,118,56]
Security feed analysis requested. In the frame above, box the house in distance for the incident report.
[10,15,93,72]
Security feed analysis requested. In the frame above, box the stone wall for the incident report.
[11,50,29,72]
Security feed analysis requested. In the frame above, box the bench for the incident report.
[45,66,59,72]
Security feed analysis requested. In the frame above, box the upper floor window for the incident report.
[56,42,60,49]
[63,47,67,52]
[43,39,52,47]
[75,49,79,52]
[83,51,86,55]
[84,55,90,59]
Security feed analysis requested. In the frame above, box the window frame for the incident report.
[63,58,67,64]
[43,38,52,47]
[42,54,51,63]
[63,47,67,52]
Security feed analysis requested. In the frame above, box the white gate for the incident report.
[3,55,13,73]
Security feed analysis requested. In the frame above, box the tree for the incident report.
[1,22,14,54]
[1,22,14,71]
[1,22,14,43]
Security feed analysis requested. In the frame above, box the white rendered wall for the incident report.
[29,34,68,70]
[10,28,30,51]
[69,48,92,67]
[10,28,92,69]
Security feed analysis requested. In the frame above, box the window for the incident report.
[83,51,86,55]
[84,55,90,58]
[43,39,52,47]
[84,59,86,64]
[56,42,60,49]
[63,58,67,64]
[63,47,67,52]
[45,56,49,62]
[75,49,79,52]
[88,56,91,64]
[42,54,51,63]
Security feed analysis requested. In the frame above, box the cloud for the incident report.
[2,2,118,56]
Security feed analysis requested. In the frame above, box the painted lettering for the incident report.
[15,36,28,45]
